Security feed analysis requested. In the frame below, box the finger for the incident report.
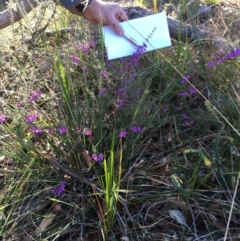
[117,10,128,22]
[108,16,124,35]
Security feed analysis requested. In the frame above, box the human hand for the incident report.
[81,0,128,35]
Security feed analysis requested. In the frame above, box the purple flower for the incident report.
[119,67,124,73]
[207,47,240,68]
[101,71,108,78]
[29,127,44,134]
[77,43,89,52]
[100,88,107,96]
[130,126,142,133]
[207,61,215,68]
[182,113,188,119]
[58,126,67,134]
[180,75,191,84]
[136,89,143,96]
[107,60,114,68]
[130,43,147,66]
[71,55,80,65]
[29,90,42,102]
[116,88,125,96]
[178,92,189,97]
[92,153,104,162]
[98,153,104,161]
[223,47,240,60]
[119,130,127,138]
[118,99,126,107]
[84,129,92,136]
[123,43,147,72]
[213,48,226,57]
[162,107,169,113]
[51,181,65,197]
[48,128,53,134]
[0,114,6,123]
[25,112,38,123]
[82,66,87,71]
[92,153,98,161]
[89,40,95,48]
[189,88,197,95]
[125,28,155,69]
[16,103,21,109]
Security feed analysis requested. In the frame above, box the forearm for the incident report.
[58,0,128,35]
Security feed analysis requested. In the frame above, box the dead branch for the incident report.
[123,6,235,51]
[0,1,235,51]
[0,0,40,29]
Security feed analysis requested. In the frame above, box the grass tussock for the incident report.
[0,0,240,240]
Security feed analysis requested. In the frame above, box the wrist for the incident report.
[59,0,94,13]
[76,0,94,13]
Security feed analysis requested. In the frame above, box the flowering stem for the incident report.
[117,138,123,187]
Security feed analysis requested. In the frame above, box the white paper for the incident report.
[102,12,171,60]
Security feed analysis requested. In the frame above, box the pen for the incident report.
[123,32,139,47]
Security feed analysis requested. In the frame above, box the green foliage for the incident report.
[203,0,219,5]
[0,1,240,240]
